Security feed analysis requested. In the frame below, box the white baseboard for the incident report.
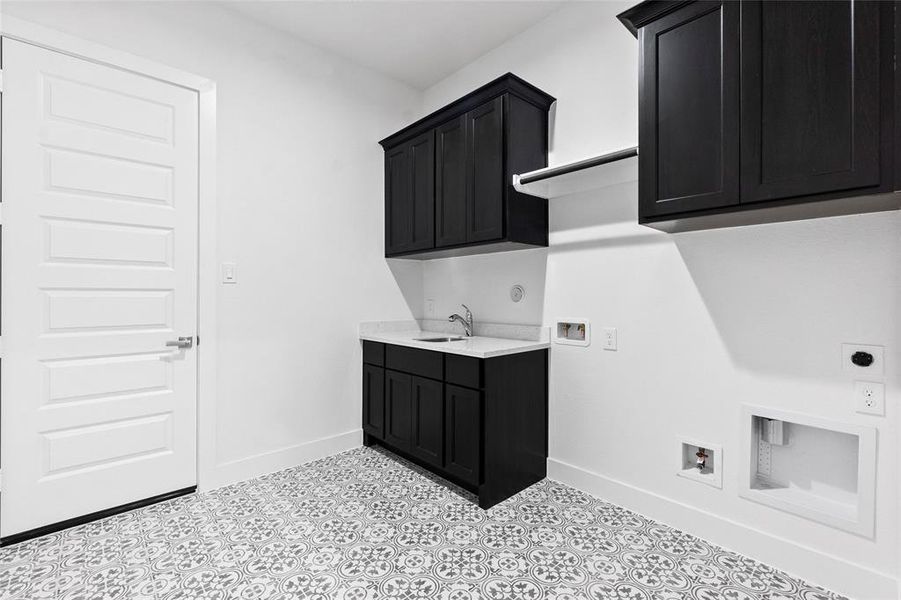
[200,429,362,490]
[548,458,897,600]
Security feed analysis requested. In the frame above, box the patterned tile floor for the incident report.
[0,446,847,600]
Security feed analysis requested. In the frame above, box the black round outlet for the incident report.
[851,351,875,367]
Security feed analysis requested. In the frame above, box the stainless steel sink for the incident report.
[415,336,465,342]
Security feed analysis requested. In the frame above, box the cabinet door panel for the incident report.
[741,0,883,202]
[467,97,505,242]
[385,370,412,452]
[409,133,435,249]
[436,116,468,247]
[362,365,385,439]
[384,133,434,255]
[384,145,411,255]
[639,1,740,218]
[444,384,481,486]
[411,377,444,468]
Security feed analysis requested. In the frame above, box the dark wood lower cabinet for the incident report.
[444,384,481,486]
[362,365,385,439]
[410,376,444,468]
[384,370,412,453]
[362,340,548,509]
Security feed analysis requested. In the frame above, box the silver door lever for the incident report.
[166,336,194,349]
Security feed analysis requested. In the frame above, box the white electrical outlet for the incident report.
[426,299,435,317]
[855,381,885,416]
[602,327,617,351]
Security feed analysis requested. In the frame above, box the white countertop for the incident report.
[360,328,550,359]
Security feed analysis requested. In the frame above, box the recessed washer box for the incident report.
[739,405,876,537]
[554,319,590,347]
[676,437,722,488]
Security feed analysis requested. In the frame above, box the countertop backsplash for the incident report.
[359,320,548,342]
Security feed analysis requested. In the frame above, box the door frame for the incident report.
[0,16,220,492]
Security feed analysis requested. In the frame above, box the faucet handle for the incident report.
[461,303,471,316]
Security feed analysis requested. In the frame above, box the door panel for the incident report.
[384,145,411,255]
[363,365,386,439]
[435,115,467,247]
[741,0,883,202]
[411,377,444,468]
[444,384,481,486]
[44,218,173,268]
[639,1,740,218]
[384,132,434,255]
[1,39,199,537]
[467,97,505,242]
[384,371,412,452]
[408,133,435,251]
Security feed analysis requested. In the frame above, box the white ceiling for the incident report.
[223,1,564,89]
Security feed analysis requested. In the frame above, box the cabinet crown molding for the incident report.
[617,0,694,37]
[379,72,555,150]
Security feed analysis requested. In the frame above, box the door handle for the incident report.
[166,336,194,349]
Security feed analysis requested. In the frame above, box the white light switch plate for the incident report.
[221,262,238,284]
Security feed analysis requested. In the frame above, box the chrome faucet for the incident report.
[448,304,473,337]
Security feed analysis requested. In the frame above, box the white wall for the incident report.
[419,3,899,597]
[1,1,424,487]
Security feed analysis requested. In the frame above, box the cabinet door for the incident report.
[410,377,444,468]
[639,1,740,219]
[741,1,884,203]
[436,116,468,247]
[444,384,481,486]
[385,132,434,256]
[362,365,385,439]
[467,97,505,242]
[385,370,412,452]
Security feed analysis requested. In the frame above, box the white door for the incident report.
[0,39,199,538]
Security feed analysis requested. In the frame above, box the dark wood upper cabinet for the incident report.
[638,0,740,218]
[740,0,887,203]
[467,97,505,243]
[435,115,468,247]
[620,0,898,231]
[380,74,554,258]
[384,132,434,255]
